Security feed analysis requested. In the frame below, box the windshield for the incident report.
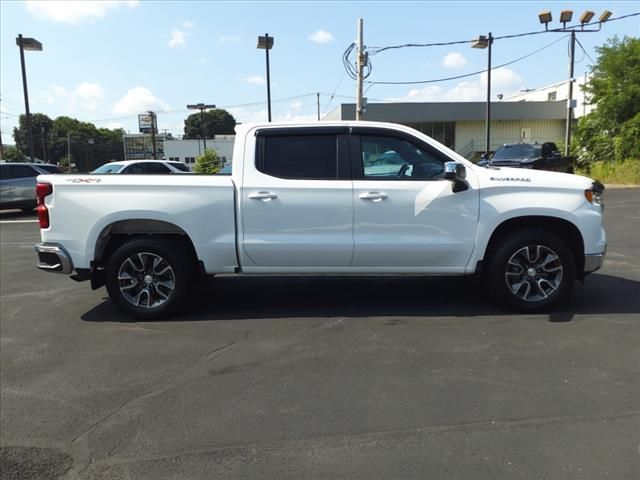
[92,163,124,173]
[493,144,542,160]
[169,162,190,172]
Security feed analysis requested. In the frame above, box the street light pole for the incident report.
[537,9,611,156]
[472,33,493,157]
[16,34,42,163]
[257,34,275,122]
[565,30,576,157]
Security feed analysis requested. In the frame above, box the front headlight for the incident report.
[584,189,604,206]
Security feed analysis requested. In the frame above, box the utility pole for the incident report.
[355,18,364,121]
[486,32,493,157]
[187,103,215,152]
[317,92,320,121]
[0,128,4,159]
[67,134,71,173]
[148,110,157,160]
[41,125,47,163]
[565,30,576,157]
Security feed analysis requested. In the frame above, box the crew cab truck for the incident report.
[34,121,606,319]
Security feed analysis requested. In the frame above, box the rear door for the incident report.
[350,128,479,272]
[1,165,39,206]
[240,127,353,269]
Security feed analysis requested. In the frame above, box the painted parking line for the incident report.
[0,219,39,224]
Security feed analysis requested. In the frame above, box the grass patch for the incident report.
[576,158,640,185]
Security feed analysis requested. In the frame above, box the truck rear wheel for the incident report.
[485,228,576,312]
[105,236,194,319]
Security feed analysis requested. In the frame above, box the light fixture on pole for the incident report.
[471,33,493,158]
[187,103,215,150]
[16,34,42,163]
[257,34,274,122]
[538,11,553,30]
[537,9,612,156]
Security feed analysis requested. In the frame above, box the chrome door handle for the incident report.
[248,191,278,200]
[359,191,388,201]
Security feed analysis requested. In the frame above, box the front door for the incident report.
[240,128,353,269]
[351,129,479,272]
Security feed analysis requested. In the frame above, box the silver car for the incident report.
[0,163,62,212]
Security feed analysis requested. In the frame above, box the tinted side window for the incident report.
[259,135,337,179]
[145,163,171,173]
[11,165,39,179]
[360,136,444,180]
[0,165,11,180]
[122,164,147,174]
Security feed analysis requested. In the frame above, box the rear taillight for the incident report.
[36,182,53,228]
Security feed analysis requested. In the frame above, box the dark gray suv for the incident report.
[0,163,62,212]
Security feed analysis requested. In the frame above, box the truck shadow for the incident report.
[81,273,640,323]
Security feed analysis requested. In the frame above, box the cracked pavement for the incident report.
[1,188,639,479]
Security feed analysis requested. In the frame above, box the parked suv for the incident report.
[478,142,574,173]
[0,163,62,212]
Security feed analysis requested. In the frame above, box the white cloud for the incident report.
[168,28,187,48]
[443,52,467,69]
[290,101,303,110]
[182,20,194,28]
[104,122,125,130]
[308,30,333,44]
[244,75,266,85]
[112,87,170,115]
[25,0,139,24]
[385,67,525,103]
[218,35,241,44]
[39,82,105,111]
[75,82,105,110]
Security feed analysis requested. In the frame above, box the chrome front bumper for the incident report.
[35,243,74,274]
[584,251,605,274]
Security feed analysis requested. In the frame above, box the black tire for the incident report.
[105,236,195,319]
[485,228,576,312]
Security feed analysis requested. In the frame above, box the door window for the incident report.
[10,165,39,179]
[258,134,337,179]
[360,135,444,180]
[0,165,11,180]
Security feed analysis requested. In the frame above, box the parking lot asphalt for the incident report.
[1,188,639,480]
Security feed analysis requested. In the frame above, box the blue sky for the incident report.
[1,0,638,142]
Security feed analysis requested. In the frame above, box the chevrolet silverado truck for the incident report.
[34,121,606,319]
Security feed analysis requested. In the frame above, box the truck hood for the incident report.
[474,165,594,191]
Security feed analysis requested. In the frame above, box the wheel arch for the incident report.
[482,216,585,276]
[94,219,199,269]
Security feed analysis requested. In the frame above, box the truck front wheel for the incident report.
[105,236,194,319]
[485,228,576,312]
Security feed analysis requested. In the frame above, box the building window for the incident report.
[547,91,557,101]
[185,157,195,164]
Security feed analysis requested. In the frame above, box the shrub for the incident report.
[194,149,223,174]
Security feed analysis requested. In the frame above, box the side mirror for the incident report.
[444,161,466,181]
[444,161,468,192]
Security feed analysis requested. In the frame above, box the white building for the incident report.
[505,75,593,118]
[325,101,567,159]
[123,134,235,171]
[164,136,234,171]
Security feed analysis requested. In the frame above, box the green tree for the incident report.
[194,148,223,174]
[183,109,236,139]
[13,113,54,161]
[575,36,640,164]
[2,146,27,162]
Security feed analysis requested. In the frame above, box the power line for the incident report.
[366,35,569,85]
[367,12,639,55]
[575,37,596,65]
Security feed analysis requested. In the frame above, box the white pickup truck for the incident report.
[34,121,606,318]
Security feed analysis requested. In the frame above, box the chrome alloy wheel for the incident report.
[117,252,175,308]
[504,245,564,302]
